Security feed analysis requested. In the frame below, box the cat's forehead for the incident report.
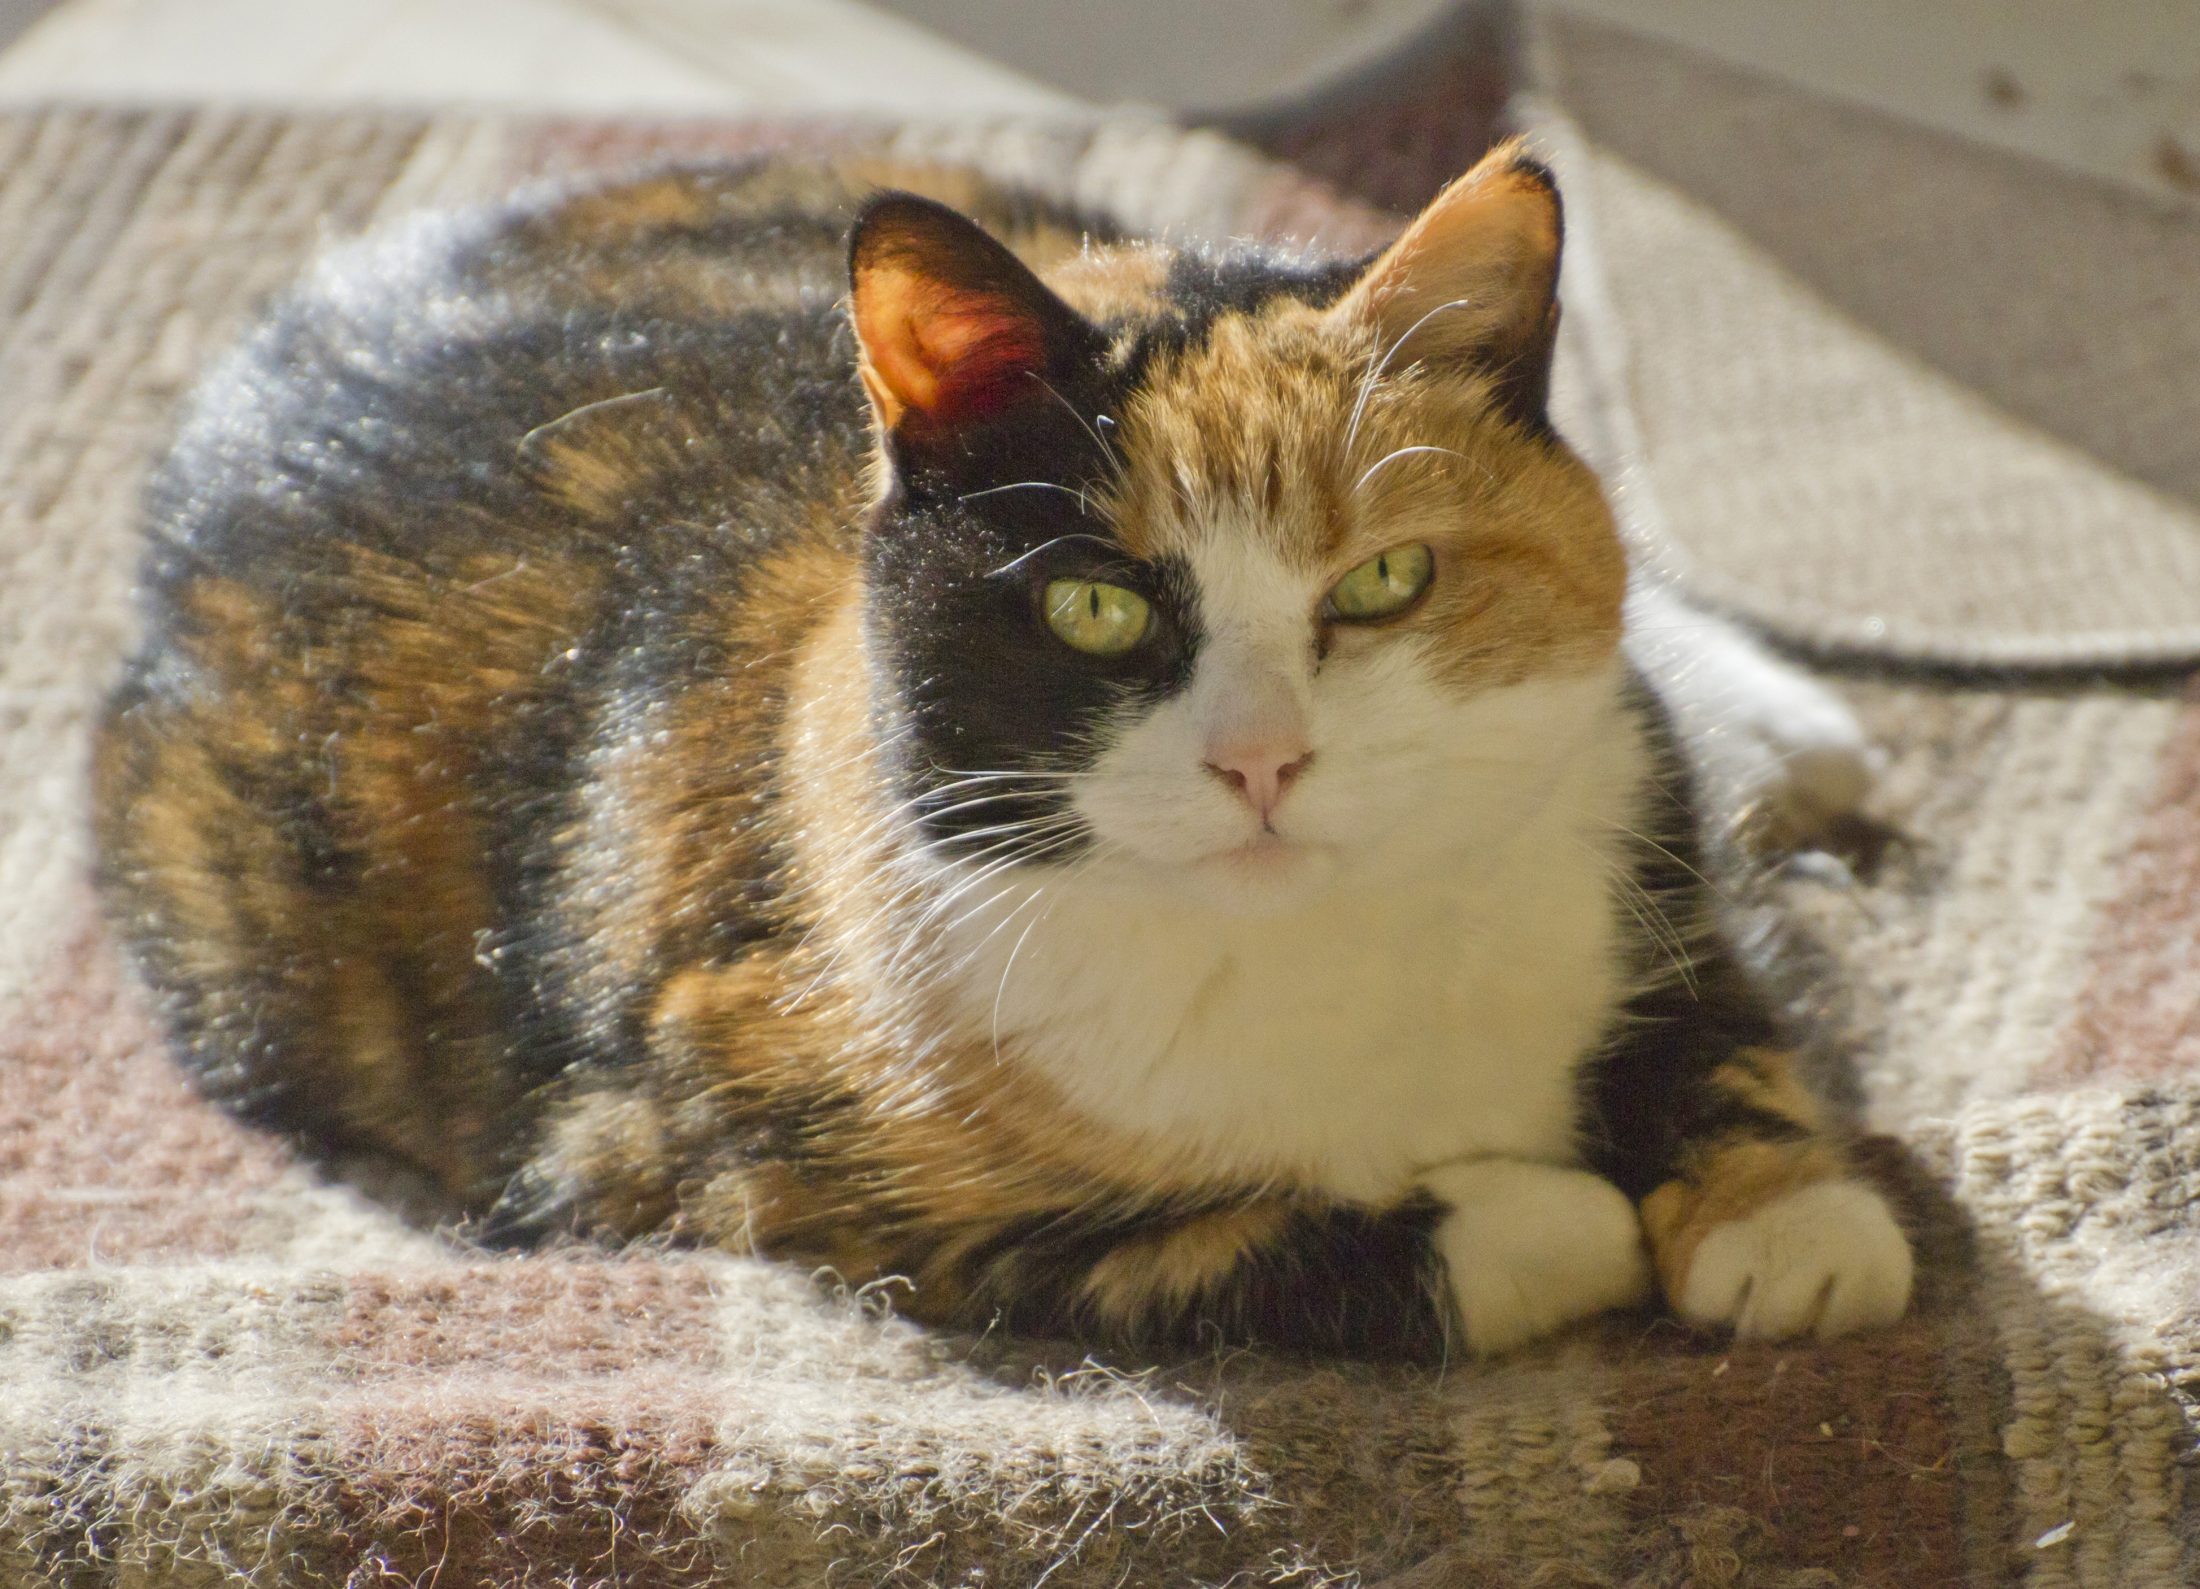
[1103,306,1368,570]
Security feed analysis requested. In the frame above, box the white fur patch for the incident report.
[934,530,1652,1202]
[1425,1160,1652,1355]
[1673,1179,1914,1341]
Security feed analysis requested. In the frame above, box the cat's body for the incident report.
[93,150,1911,1356]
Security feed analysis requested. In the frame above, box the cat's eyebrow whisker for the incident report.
[960,481,1094,516]
[1342,296,1474,460]
[1166,458,1202,521]
[981,532,1119,577]
[1026,373,1123,472]
[1351,443,1471,498]
[1090,411,1124,472]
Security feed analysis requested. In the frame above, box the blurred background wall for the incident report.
[0,0,2192,210]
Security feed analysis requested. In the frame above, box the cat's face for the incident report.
[852,145,1628,914]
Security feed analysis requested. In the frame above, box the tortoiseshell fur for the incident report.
[94,155,1901,1357]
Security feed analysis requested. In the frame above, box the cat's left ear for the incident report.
[849,192,1099,444]
[1327,139,1563,429]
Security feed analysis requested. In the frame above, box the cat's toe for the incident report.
[1672,1179,1913,1341]
[1426,1161,1653,1356]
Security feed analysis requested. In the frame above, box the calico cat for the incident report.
[92,142,1913,1357]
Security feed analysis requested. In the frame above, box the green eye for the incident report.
[1327,542,1434,621]
[1043,578,1152,655]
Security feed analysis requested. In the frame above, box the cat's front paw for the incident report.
[1664,1178,1913,1341]
[1424,1161,1653,1356]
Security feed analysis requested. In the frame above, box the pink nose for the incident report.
[1203,741,1314,824]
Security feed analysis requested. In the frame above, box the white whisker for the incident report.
[927,764,1094,785]
[1351,443,1469,497]
[983,531,1117,576]
[1600,819,1720,895]
[960,481,1093,513]
[910,831,1084,934]
[1027,374,1122,472]
[907,789,1068,826]
[989,903,1050,1061]
[1342,296,1475,460]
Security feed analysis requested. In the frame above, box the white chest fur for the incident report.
[935,698,1651,1204]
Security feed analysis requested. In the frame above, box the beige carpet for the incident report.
[2,95,2197,1587]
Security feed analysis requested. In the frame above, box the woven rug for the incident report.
[3,89,2199,1588]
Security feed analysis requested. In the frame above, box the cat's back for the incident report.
[92,157,1099,1194]
[127,155,1116,641]
[141,161,880,588]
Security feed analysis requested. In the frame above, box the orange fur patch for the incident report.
[1103,302,1625,690]
[1077,1202,1293,1323]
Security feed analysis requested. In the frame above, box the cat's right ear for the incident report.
[849,193,1098,448]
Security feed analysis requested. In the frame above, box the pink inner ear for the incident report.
[909,287,1049,424]
[852,205,1072,433]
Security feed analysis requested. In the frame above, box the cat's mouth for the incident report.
[1193,830,1333,879]
[1213,830,1295,863]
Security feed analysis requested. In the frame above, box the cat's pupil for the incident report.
[1088,587,1100,619]
[1377,555,1390,583]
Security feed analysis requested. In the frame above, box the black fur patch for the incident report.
[1576,673,1787,1200]
[859,254,1380,856]
[964,1194,1450,1359]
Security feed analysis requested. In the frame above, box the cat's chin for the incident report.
[1062,833,1345,917]
[1172,833,1342,915]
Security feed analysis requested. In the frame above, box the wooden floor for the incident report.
[0,0,1080,113]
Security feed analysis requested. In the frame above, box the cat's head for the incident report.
[849,143,1628,914]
